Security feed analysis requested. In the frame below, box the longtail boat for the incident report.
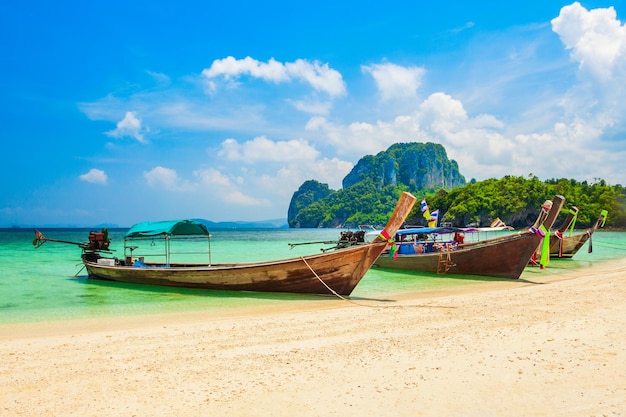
[33,192,416,296]
[549,208,608,258]
[373,195,565,279]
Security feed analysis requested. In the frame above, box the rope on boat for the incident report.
[298,256,456,309]
[299,256,349,301]
[299,256,383,308]
[73,264,86,278]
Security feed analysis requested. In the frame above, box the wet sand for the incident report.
[2,259,625,416]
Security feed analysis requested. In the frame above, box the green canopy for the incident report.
[125,220,210,238]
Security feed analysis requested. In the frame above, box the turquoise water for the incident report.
[1,228,625,325]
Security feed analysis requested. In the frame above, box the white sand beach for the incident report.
[2,259,625,416]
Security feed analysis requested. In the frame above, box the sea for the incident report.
[1,228,625,326]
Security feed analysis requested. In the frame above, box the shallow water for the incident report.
[1,228,624,325]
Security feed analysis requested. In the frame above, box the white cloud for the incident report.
[139,134,353,210]
[79,168,108,185]
[192,168,267,206]
[194,167,232,187]
[305,91,534,180]
[215,136,352,191]
[222,189,269,206]
[143,166,193,191]
[218,136,319,162]
[551,2,626,81]
[290,99,332,115]
[202,56,347,97]
[273,157,353,191]
[106,111,148,143]
[362,62,426,101]
[547,1,626,174]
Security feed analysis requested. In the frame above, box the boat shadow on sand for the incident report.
[371,265,552,286]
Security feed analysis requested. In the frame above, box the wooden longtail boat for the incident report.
[549,208,608,258]
[33,192,416,296]
[373,195,565,279]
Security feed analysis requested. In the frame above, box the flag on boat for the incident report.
[490,217,505,228]
[428,210,439,228]
[421,199,439,227]
[421,199,431,221]
[420,199,429,213]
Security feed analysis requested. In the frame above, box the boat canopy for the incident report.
[125,220,210,238]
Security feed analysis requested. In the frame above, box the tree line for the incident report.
[289,175,626,229]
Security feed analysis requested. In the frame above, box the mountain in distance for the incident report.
[342,142,465,190]
[288,142,466,228]
[11,219,288,230]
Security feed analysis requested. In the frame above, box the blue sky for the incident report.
[1,1,624,227]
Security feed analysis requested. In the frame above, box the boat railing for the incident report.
[396,240,459,255]
[123,235,212,266]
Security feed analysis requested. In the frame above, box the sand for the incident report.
[1,259,625,417]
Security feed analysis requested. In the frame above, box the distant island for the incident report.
[8,219,288,230]
[287,142,626,229]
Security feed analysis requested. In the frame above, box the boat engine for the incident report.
[87,229,110,251]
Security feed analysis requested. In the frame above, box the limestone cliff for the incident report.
[342,142,465,190]
[287,142,465,228]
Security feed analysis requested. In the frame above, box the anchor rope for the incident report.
[299,256,457,309]
[299,256,352,303]
[73,264,86,277]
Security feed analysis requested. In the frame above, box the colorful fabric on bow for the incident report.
[529,226,546,237]
[539,225,550,268]
[555,230,564,257]
[600,209,608,227]
[528,225,549,268]
[378,229,398,259]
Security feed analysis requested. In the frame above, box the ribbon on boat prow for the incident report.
[378,229,398,259]
[529,198,555,269]
[529,199,553,237]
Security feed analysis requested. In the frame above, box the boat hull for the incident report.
[84,241,388,295]
[549,232,590,258]
[373,232,542,279]
[548,208,606,258]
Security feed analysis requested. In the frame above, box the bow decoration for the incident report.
[378,229,398,259]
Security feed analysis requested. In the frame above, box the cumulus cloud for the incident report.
[362,62,426,101]
[551,2,626,81]
[219,189,268,206]
[106,111,148,143]
[305,91,527,180]
[192,168,267,206]
[79,168,108,184]
[551,3,626,132]
[202,56,347,97]
[215,136,352,191]
[139,134,352,210]
[193,167,232,187]
[218,136,319,162]
[143,166,193,191]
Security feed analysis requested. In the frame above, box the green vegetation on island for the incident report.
[288,143,626,229]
